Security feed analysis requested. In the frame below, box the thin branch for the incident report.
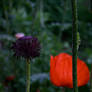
[71,0,78,92]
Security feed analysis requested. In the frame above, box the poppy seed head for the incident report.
[11,36,41,59]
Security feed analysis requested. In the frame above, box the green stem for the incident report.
[71,0,78,92]
[26,59,31,92]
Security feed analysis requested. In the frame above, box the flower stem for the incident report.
[71,0,78,92]
[26,59,31,92]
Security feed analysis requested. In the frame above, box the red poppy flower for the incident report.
[50,53,90,88]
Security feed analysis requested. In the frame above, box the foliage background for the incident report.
[0,0,92,92]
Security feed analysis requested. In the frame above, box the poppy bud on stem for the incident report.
[71,0,78,92]
[26,59,31,92]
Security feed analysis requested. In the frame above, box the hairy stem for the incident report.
[26,59,31,92]
[71,0,78,92]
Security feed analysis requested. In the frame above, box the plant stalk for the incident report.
[71,0,78,92]
[26,59,31,92]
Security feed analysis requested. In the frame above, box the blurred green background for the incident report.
[0,0,92,92]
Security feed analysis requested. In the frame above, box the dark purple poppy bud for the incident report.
[11,36,41,59]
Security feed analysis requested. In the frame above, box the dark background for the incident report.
[0,0,92,92]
